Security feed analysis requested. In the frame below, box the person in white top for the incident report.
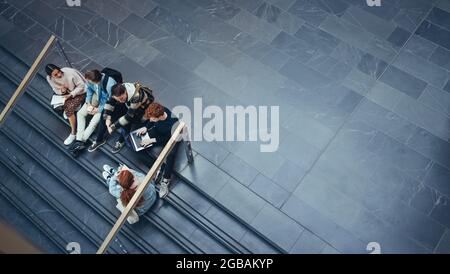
[45,64,86,145]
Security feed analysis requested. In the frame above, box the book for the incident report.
[51,95,65,109]
[130,127,156,152]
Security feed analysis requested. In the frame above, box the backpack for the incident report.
[134,83,155,107]
[101,67,123,91]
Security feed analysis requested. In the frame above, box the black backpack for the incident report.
[101,67,123,91]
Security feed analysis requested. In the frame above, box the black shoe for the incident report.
[88,139,107,152]
[111,141,125,154]
[75,141,87,150]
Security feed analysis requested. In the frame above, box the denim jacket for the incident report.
[107,168,157,216]
[85,74,116,113]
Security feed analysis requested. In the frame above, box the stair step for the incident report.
[0,39,284,253]
[0,193,62,254]
[0,72,227,254]
[0,78,186,254]
[0,160,98,254]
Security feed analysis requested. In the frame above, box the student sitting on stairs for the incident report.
[137,102,180,199]
[103,164,157,223]
[88,83,154,154]
[75,69,115,146]
[45,64,86,146]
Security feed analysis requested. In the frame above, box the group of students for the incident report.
[45,64,181,219]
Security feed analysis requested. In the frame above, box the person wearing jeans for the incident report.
[90,102,130,152]
[138,102,180,198]
[103,164,157,217]
[88,82,154,154]
[76,103,102,143]
[75,70,113,144]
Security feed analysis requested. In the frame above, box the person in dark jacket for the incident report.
[137,102,180,198]
[88,82,154,153]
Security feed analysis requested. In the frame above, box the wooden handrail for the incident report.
[97,122,186,254]
[0,35,57,126]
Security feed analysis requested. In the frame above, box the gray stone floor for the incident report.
[1,0,450,253]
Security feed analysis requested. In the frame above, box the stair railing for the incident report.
[0,34,195,254]
[0,35,56,126]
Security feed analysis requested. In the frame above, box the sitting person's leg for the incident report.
[82,111,102,142]
[76,103,88,142]
[66,114,77,145]
[159,141,180,198]
[88,113,108,152]
[89,104,127,151]
[111,122,131,154]
[112,107,145,154]
[163,141,180,181]
[63,94,85,146]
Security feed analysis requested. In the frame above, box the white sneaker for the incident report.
[159,179,170,199]
[103,164,114,174]
[64,134,76,146]
[102,171,112,181]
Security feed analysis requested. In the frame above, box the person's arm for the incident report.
[131,170,147,184]
[85,83,94,104]
[107,176,122,199]
[145,121,156,130]
[113,86,142,129]
[105,77,117,97]
[69,69,86,97]
[112,92,141,129]
[98,77,113,114]
[147,124,159,139]
[46,76,63,95]
[113,104,137,129]
[97,91,108,113]
[103,98,115,121]
[146,124,167,146]
[149,119,178,146]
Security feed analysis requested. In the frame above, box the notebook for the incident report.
[51,95,65,109]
